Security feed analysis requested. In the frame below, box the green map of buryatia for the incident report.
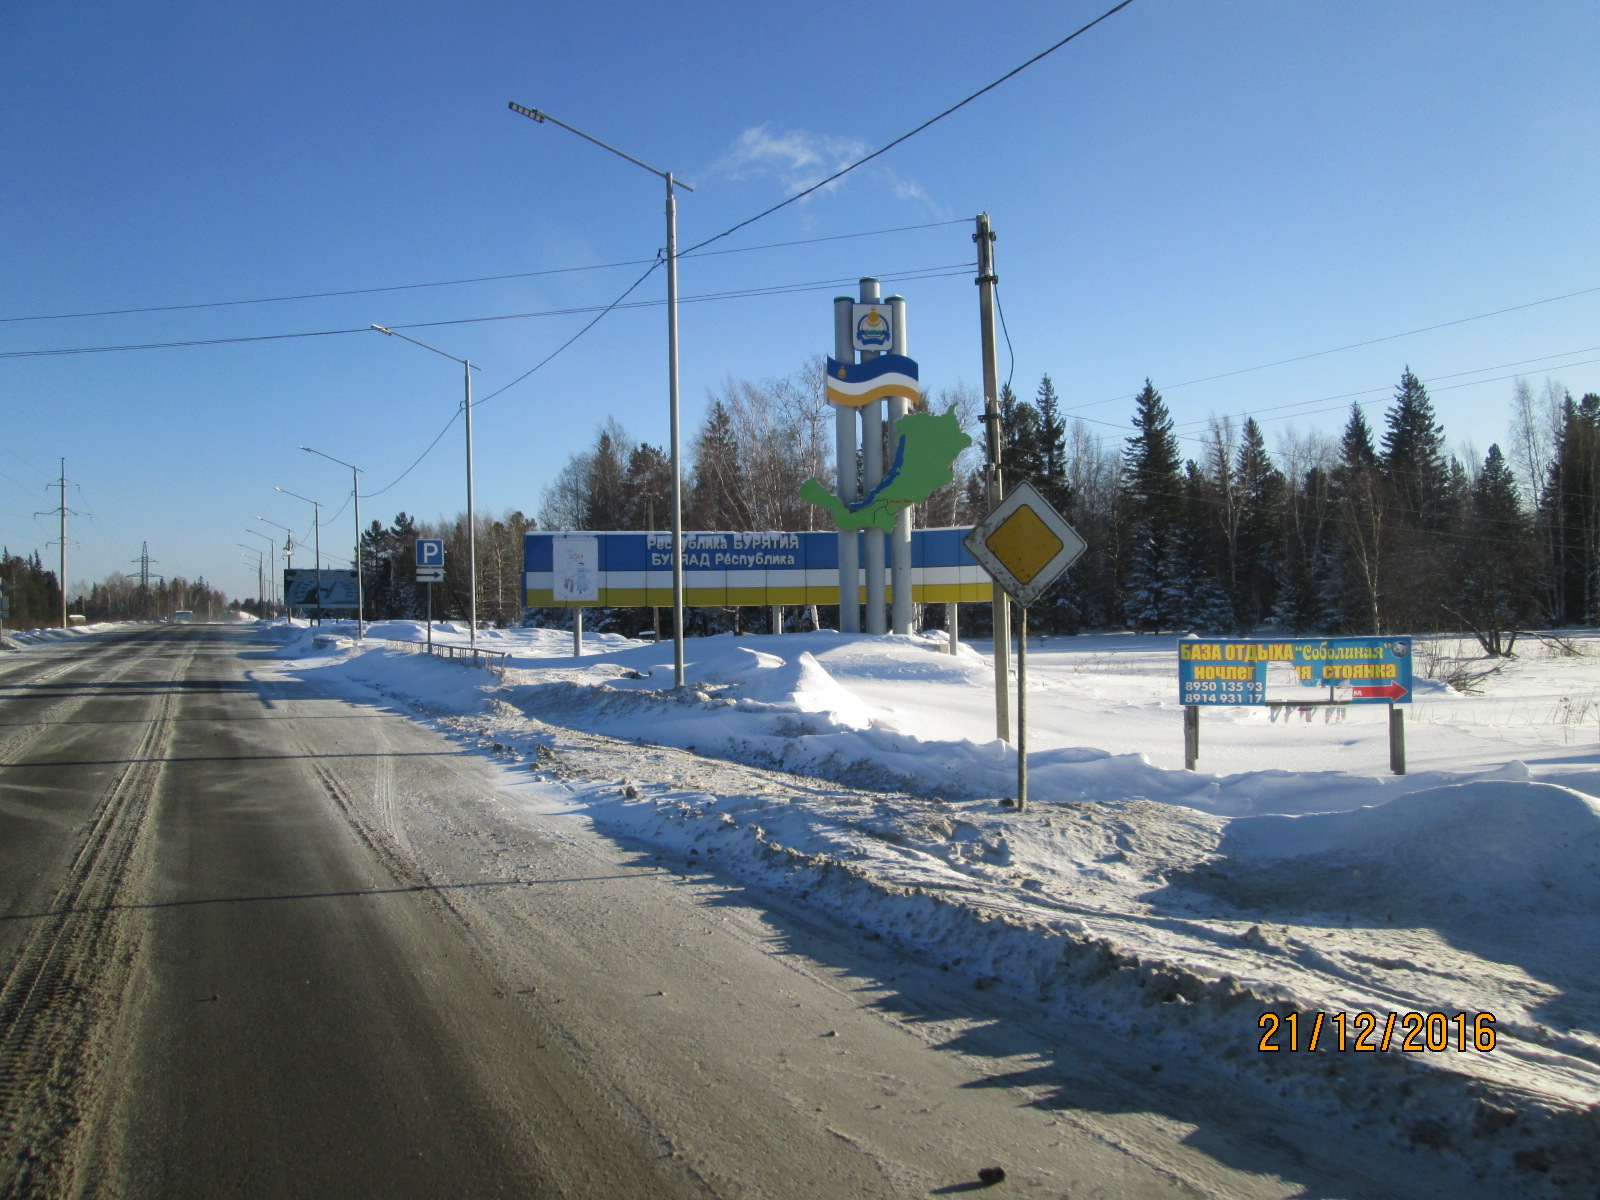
[801,408,972,533]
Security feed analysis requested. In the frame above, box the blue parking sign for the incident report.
[415,539,445,567]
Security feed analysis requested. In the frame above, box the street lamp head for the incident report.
[371,324,393,335]
[507,102,545,123]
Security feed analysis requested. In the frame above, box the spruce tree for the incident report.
[1232,417,1284,630]
[1452,444,1534,654]
[1382,368,1449,529]
[999,382,1045,483]
[1331,403,1388,633]
[1121,380,1182,630]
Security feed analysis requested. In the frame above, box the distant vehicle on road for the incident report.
[172,610,194,623]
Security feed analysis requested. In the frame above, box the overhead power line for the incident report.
[0,219,970,326]
[1171,343,1600,432]
[682,0,1138,256]
[0,263,972,360]
[1066,283,1600,414]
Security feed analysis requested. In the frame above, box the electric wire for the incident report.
[1172,344,1600,432]
[473,260,662,408]
[0,219,972,326]
[996,282,1016,398]
[680,0,1138,257]
[361,410,463,500]
[1066,284,1600,414]
[0,263,973,359]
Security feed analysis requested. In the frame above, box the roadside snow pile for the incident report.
[1206,776,1600,923]
[7,622,136,645]
[486,630,1464,817]
[278,622,1600,1194]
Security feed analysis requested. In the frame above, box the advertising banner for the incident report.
[524,529,990,608]
[1178,636,1413,706]
[283,568,361,610]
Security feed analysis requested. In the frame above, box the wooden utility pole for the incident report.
[975,214,1011,742]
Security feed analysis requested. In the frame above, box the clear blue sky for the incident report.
[3,0,1596,603]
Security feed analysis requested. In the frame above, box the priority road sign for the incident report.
[416,539,445,568]
[415,567,445,584]
[963,481,1086,608]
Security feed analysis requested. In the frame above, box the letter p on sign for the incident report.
[416,539,445,567]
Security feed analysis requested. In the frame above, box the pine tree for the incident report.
[1382,369,1449,530]
[1330,403,1389,632]
[1451,445,1534,654]
[621,443,672,531]
[1173,461,1233,632]
[1120,380,1183,630]
[1232,417,1284,630]
[688,401,750,530]
[1543,392,1600,623]
[583,424,629,531]
[999,382,1045,483]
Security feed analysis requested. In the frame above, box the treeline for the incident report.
[79,575,229,622]
[356,510,533,627]
[361,358,1597,648]
[0,551,63,628]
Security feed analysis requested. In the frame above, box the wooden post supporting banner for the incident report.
[771,604,782,635]
[1389,703,1406,775]
[573,607,582,658]
[946,602,958,656]
[1184,705,1200,771]
[1016,606,1029,812]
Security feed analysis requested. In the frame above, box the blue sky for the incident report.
[2,0,1596,603]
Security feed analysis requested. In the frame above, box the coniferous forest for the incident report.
[352,358,1596,651]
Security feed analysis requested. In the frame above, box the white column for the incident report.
[887,293,913,634]
[833,295,860,633]
[859,277,887,635]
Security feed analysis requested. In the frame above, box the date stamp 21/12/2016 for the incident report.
[1258,1011,1498,1054]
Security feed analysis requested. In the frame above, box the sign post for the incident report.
[552,535,600,657]
[963,481,1087,812]
[415,540,445,650]
[1177,636,1413,774]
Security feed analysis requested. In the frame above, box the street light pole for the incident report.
[508,101,691,690]
[244,528,275,615]
[301,446,365,639]
[257,517,295,620]
[371,326,480,656]
[275,487,323,625]
[238,546,264,614]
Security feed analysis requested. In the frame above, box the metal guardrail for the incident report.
[384,638,508,678]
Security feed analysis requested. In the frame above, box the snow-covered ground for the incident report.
[34,617,1600,1192]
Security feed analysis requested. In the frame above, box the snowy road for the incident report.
[0,626,1526,1197]
[6,633,1587,1196]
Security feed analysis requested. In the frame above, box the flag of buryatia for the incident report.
[824,355,920,408]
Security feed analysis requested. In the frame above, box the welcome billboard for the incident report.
[524,529,990,608]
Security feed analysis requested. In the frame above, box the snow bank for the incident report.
[270,624,1600,1195]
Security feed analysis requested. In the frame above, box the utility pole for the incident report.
[36,460,80,629]
[975,213,1011,742]
[59,465,67,628]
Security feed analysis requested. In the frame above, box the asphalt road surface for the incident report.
[0,626,1406,1199]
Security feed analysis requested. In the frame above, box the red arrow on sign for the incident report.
[1351,681,1409,701]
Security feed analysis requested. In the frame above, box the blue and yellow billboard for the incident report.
[1178,637,1413,706]
[524,528,991,608]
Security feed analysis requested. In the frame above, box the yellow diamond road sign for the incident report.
[963,481,1087,607]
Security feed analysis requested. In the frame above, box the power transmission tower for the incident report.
[130,542,160,619]
[36,459,82,629]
